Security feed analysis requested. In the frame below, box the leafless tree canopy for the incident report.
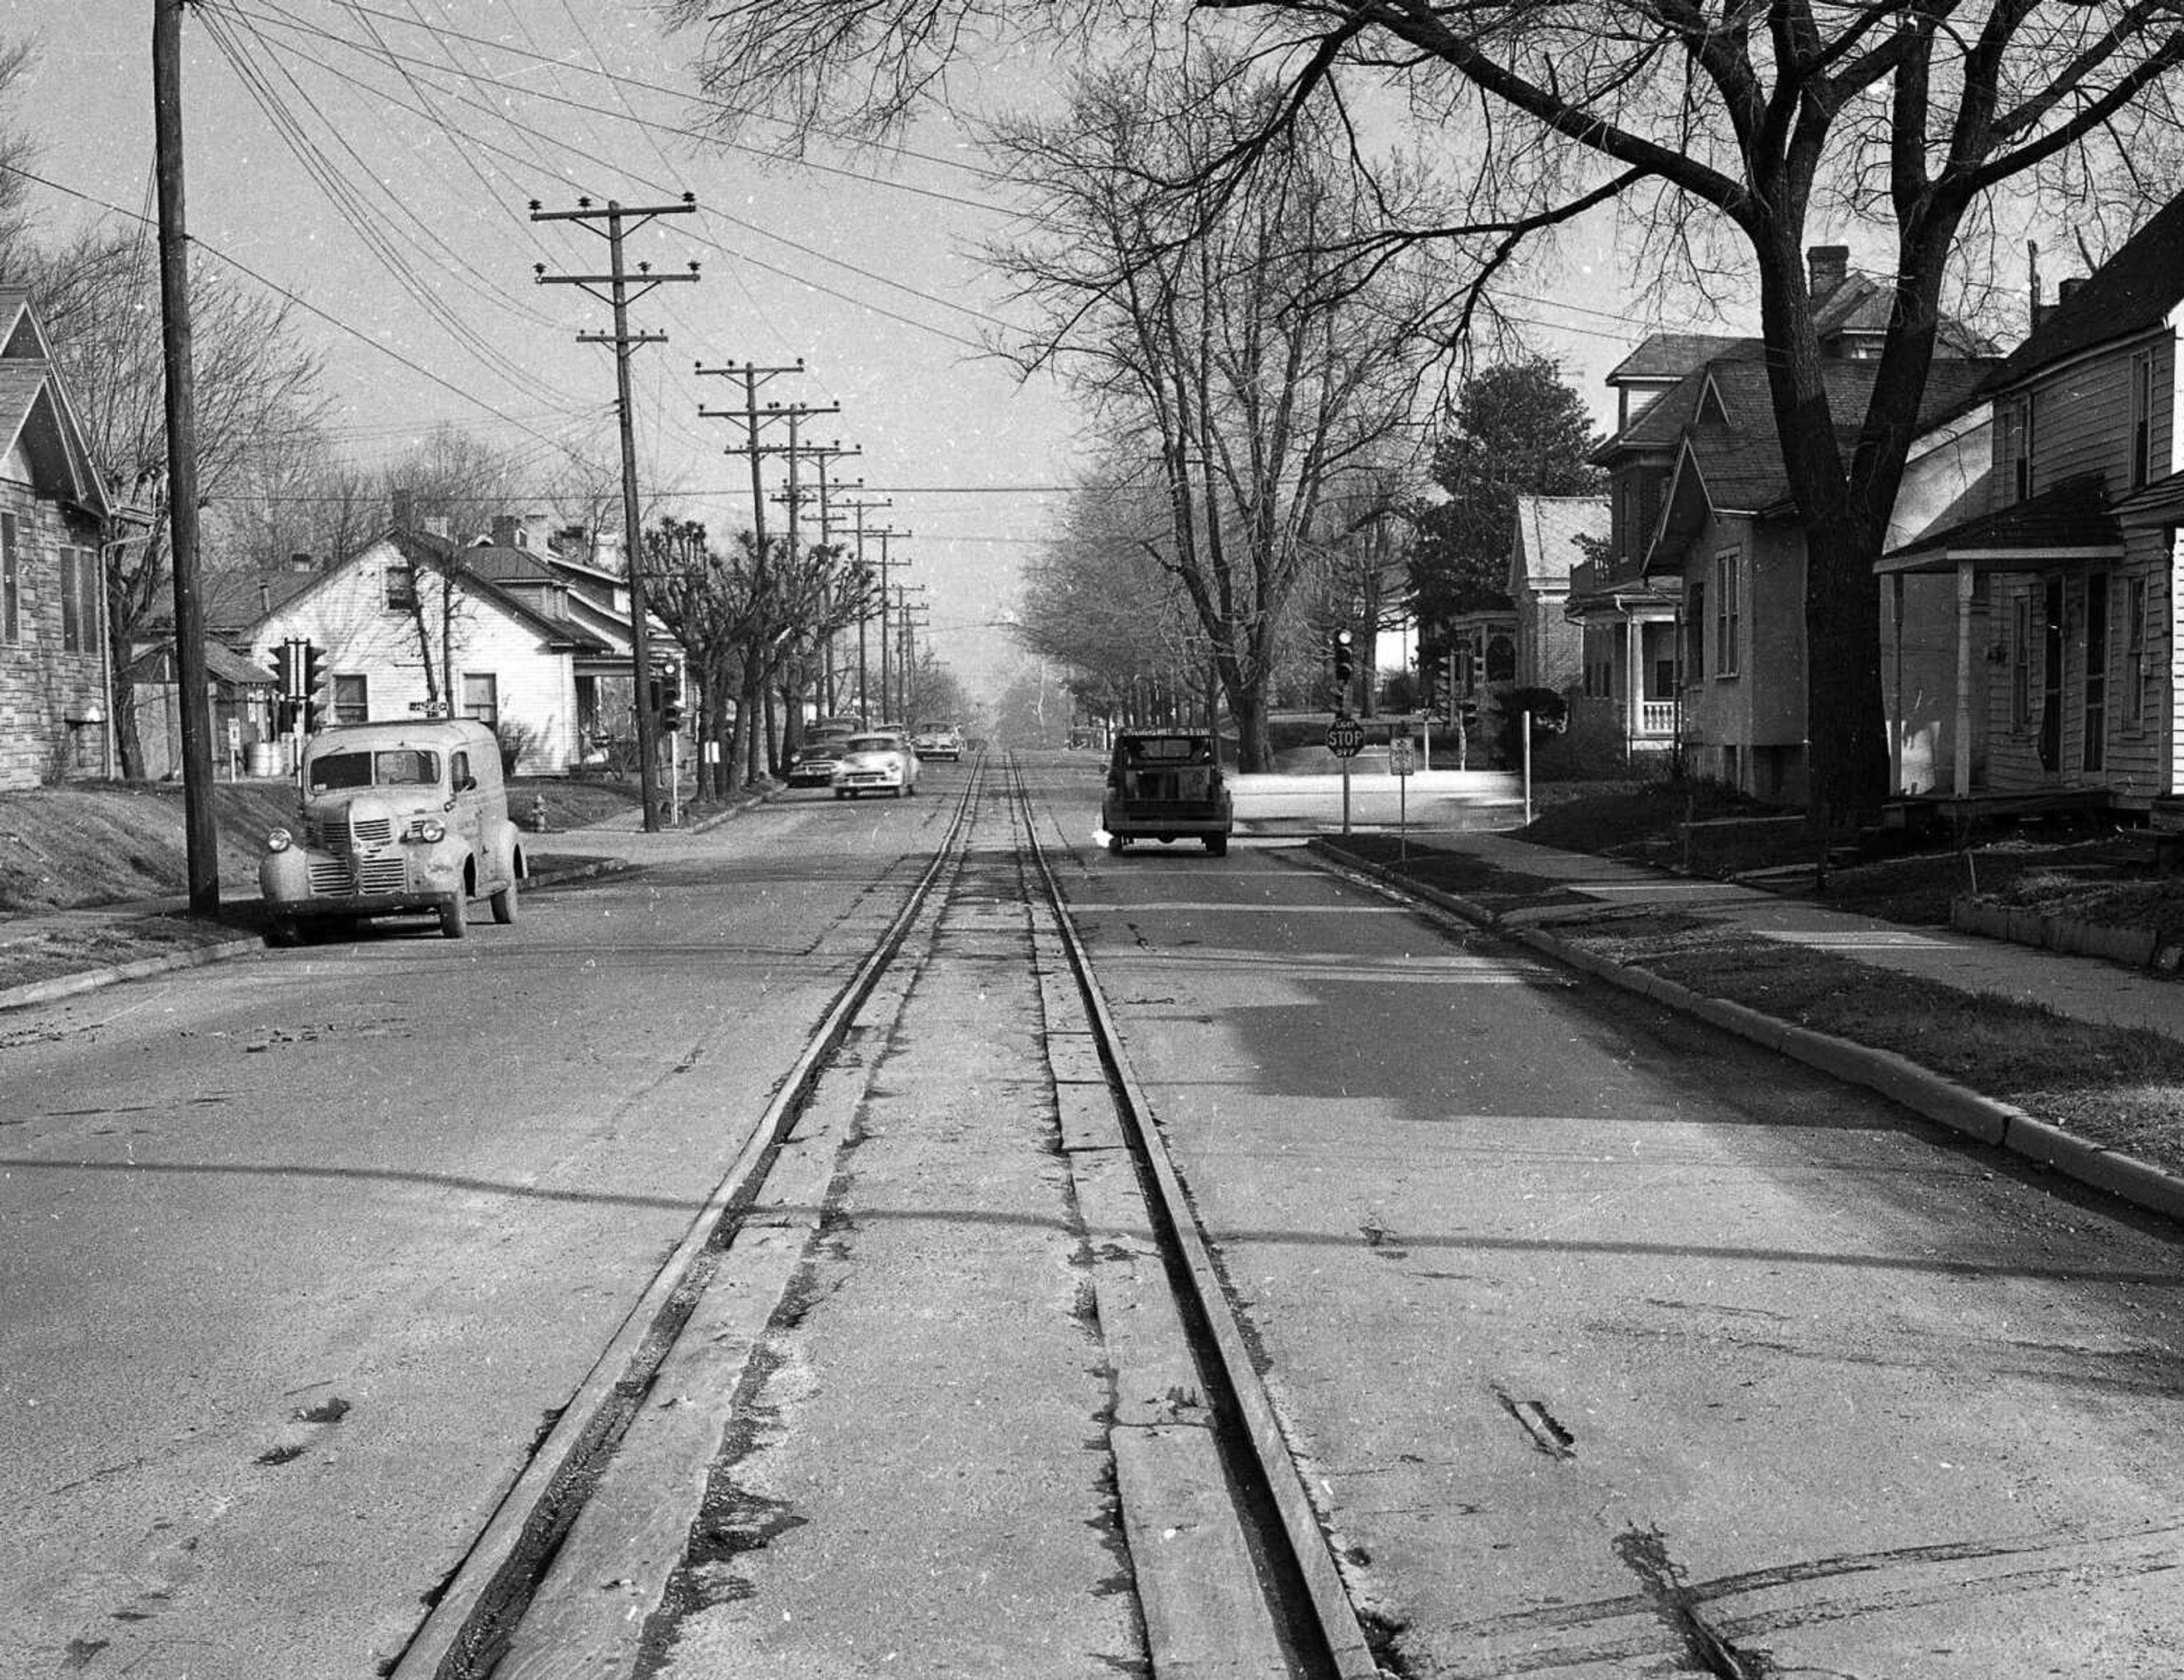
[985,53,1445,767]
[671,0,2184,816]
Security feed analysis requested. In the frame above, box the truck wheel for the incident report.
[490,878,519,924]
[439,900,468,940]
[1205,833,1228,856]
[1106,834,1126,855]
[266,919,302,948]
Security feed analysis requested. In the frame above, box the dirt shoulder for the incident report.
[1323,830,2184,1184]
[0,778,650,1003]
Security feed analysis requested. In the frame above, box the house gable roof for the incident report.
[1986,195,2184,392]
[1508,495,1608,595]
[0,293,111,518]
[221,528,614,655]
[1647,357,2000,557]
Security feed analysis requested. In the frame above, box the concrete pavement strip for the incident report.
[1301,838,2184,1233]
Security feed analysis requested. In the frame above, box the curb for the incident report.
[0,933,268,1015]
[1305,838,2184,1230]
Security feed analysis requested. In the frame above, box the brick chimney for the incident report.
[391,487,415,531]
[490,514,519,548]
[1807,244,1850,297]
[2057,276,2084,307]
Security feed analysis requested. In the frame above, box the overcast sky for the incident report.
[10,1,1657,697]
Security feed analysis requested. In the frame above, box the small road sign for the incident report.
[1325,715,1366,758]
[1387,737,1415,776]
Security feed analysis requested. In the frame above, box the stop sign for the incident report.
[1325,716,1366,757]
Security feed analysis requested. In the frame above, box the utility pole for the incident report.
[808,445,860,714]
[896,585,930,725]
[152,0,217,915]
[696,361,828,777]
[837,496,892,723]
[871,527,911,723]
[531,192,698,833]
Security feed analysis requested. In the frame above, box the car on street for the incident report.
[912,725,963,761]
[831,731,920,799]
[1101,727,1232,855]
[259,718,527,941]
[787,726,857,788]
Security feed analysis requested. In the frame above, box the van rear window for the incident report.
[1122,736,1207,764]
[308,749,442,792]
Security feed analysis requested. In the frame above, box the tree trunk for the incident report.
[1802,514,1889,826]
[1229,684,1272,772]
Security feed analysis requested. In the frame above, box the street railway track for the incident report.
[390,753,1378,1680]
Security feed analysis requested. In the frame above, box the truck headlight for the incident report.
[266,827,292,853]
[410,817,446,843]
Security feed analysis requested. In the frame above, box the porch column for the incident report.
[1889,574,1904,794]
[1624,618,1643,749]
[1953,560,1975,797]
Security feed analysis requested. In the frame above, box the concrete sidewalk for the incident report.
[1380,828,2183,1044]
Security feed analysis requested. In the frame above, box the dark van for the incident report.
[1101,729,1232,856]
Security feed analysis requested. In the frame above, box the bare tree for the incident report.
[671,0,2184,818]
[986,55,1442,768]
[0,37,38,261]
[1016,465,1208,731]
[10,222,324,775]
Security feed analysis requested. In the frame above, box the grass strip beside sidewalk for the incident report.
[1325,837,2184,1182]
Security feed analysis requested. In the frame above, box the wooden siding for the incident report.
[2009,331,2172,504]
[250,539,585,773]
[1980,539,2179,796]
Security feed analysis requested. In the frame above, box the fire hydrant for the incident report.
[531,793,549,833]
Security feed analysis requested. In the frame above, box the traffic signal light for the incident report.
[1418,648,1439,714]
[267,638,326,731]
[1332,627,1355,697]
[661,696,685,731]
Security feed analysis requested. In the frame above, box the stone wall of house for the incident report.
[0,477,109,791]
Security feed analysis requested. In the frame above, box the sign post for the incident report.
[1387,735,1414,860]
[1326,714,1365,836]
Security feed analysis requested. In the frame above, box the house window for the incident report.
[1713,549,1741,677]
[2127,574,2149,725]
[2011,594,2032,729]
[386,563,417,610]
[1,512,19,643]
[59,547,81,650]
[2003,396,2034,502]
[1686,583,1706,681]
[461,672,498,726]
[2132,353,2156,489]
[332,673,369,724]
[59,547,97,652]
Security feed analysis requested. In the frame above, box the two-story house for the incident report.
[1571,246,1996,796]
[0,289,114,789]
[1880,194,2184,808]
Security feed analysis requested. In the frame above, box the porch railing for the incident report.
[1636,699,1678,739]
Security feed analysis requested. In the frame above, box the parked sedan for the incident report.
[831,732,920,799]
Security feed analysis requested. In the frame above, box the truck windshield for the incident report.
[308,749,444,792]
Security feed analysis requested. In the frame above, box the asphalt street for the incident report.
[1025,758,2184,1678]
[3,753,2179,1678]
[0,790,952,1675]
